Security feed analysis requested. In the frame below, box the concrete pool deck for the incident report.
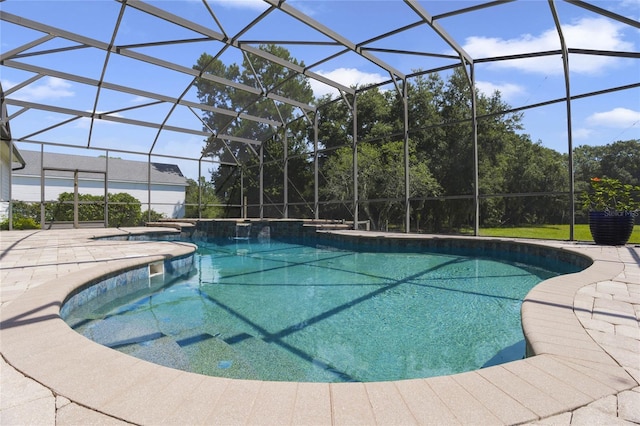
[0,228,638,425]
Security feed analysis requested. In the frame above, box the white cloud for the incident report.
[573,128,594,140]
[131,96,153,104]
[587,107,640,128]
[310,68,387,99]
[288,1,320,17]
[4,77,74,102]
[209,0,267,11]
[475,81,526,102]
[463,17,633,75]
[619,0,640,11]
[76,111,124,129]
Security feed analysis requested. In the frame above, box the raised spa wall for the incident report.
[60,252,195,320]
[189,218,344,240]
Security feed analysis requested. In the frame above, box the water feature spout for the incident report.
[235,222,251,240]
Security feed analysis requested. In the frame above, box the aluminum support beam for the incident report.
[314,111,319,220]
[73,170,79,229]
[5,97,211,138]
[263,0,405,81]
[241,167,246,219]
[116,1,333,105]
[565,0,640,29]
[352,95,358,229]
[259,142,264,220]
[471,65,479,236]
[39,148,44,229]
[147,154,152,222]
[0,34,55,62]
[549,0,576,241]
[0,11,110,51]
[87,1,127,148]
[403,78,410,233]
[105,153,109,227]
[0,10,305,126]
[240,44,353,96]
[198,160,202,219]
[2,59,282,127]
[283,129,288,219]
[403,0,474,66]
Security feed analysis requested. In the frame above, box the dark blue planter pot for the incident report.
[588,211,635,245]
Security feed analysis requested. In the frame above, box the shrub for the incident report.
[1,216,40,230]
[140,209,165,225]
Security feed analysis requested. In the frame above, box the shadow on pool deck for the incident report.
[1,228,638,425]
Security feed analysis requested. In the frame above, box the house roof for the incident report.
[16,150,188,187]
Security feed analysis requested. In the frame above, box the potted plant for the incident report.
[581,177,639,245]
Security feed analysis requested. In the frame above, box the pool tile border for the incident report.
[1,229,638,425]
[60,252,194,320]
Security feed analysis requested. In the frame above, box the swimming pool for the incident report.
[63,236,584,383]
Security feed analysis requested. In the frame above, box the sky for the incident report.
[1,0,639,180]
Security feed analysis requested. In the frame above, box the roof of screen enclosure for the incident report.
[1,0,639,169]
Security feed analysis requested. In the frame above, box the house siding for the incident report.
[12,151,188,219]
[0,142,10,219]
[13,176,186,218]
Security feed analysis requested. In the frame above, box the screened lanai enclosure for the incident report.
[1,0,638,235]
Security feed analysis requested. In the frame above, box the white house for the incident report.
[2,91,27,220]
[1,139,26,221]
[13,150,189,219]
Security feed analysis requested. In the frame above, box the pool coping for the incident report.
[1,228,638,424]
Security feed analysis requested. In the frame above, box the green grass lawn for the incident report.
[479,224,640,244]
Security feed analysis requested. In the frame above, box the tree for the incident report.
[45,192,158,227]
[574,139,640,223]
[185,177,223,218]
[49,192,104,223]
[599,140,640,185]
[322,140,440,230]
[194,47,636,230]
[108,193,142,227]
[0,201,40,230]
[495,137,569,225]
[317,68,535,231]
[193,45,316,216]
[574,140,640,187]
[316,87,401,227]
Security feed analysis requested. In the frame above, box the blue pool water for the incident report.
[65,238,579,382]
